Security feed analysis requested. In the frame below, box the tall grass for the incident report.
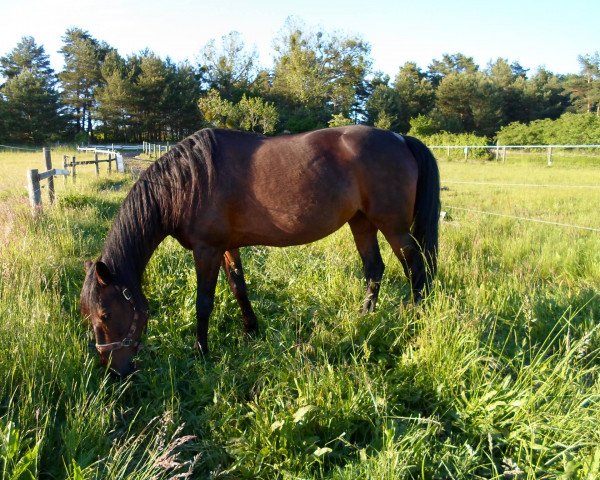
[0,151,598,478]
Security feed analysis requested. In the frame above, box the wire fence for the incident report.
[443,180,600,189]
[445,205,600,234]
[0,144,42,152]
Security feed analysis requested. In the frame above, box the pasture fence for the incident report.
[26,147,123,216]
[0,144,41,153]
[70,147,124,181]
[84,144,143,152]
[143,141,173,159]
[26,148,69,216]
[445,205,600,233]
[429,144,600,165]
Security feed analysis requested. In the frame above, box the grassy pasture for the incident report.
[0,149,599,479]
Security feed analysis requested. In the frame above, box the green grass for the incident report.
[0,150,599,479]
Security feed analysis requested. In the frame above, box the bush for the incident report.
[497,113,600,145]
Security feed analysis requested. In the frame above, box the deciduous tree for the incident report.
[199,31,258,101]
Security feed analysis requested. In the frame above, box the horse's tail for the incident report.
[403,135,440,289]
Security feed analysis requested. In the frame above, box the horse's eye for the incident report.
[99,313,109,322]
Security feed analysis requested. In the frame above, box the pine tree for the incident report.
[95,50,135,141]
[59,28,111,137]
[0,36,62,144]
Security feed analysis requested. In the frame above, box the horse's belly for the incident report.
[229,200,355,248]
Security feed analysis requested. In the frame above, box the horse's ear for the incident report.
[94,261,113,287]
[84,260,93,272]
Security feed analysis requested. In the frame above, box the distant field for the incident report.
[0,149,598,478]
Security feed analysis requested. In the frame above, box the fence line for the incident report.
[143,141,173,159]
[66,147,124,181]
[428,144,600,164]
[1,144,42,152]
[446,205,600,233]
[83,144,143,151]
[430,144,600,149]
[27,148,69,215]
[443,180,600,189]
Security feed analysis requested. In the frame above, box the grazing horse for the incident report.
[80,126,440,377]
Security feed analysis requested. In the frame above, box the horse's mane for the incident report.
[100,128,218,284]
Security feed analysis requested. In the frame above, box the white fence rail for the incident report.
[75,147,124,174]
[83,144,143,152]
[428,144,600,164]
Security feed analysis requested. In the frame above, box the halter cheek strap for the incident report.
[95,287,145,354]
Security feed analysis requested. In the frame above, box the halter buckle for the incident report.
[122,288,133,302]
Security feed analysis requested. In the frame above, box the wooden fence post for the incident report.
[43,147,55,204]
[108,153,112,174]
[72,156,77,182]
[94,151,99,176]
[547,147,553,166]
[27,169,42,215]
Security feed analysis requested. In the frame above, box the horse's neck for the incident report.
[101,185,168,293]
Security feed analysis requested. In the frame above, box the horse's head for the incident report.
[81,260,148,378]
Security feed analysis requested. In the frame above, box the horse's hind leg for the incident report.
[222,249,259,334]
[380,230,427,303]
[349,213,385,313]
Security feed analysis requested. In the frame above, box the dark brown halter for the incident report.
[95,286,144,353]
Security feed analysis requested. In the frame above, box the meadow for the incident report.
[0,147,598,479]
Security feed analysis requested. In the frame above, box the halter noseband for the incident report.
[95,286,146,354]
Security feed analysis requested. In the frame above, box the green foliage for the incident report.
[410,128,490,159]
[497,112,600,145]
[373,111,394,130]
[1,418,40,479]
[237,95,279,134]
[199,90,279,134]
[198,31,258,99]
[1,70,62,144]
[434,71,502,136]
[270,18,371,131]
[328,113,353,127]
[59,28,111,136]
[411,128,489,146]
[564,52,600,114]
[0,36,62,144]
[366,83,401,131]
[0,24,597,143]
[0,36,55,81]
[393,62,435,133]
[408,114,438,137]
[198,88,236,128]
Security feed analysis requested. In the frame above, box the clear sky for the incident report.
[0,0,598,77]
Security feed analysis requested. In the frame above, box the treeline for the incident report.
[0,19,599,144]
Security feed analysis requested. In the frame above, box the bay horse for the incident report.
[80,126,440,377]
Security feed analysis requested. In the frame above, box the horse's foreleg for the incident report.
[222,249,259,334]
[193,245,224,354]
[349,213,385,314]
